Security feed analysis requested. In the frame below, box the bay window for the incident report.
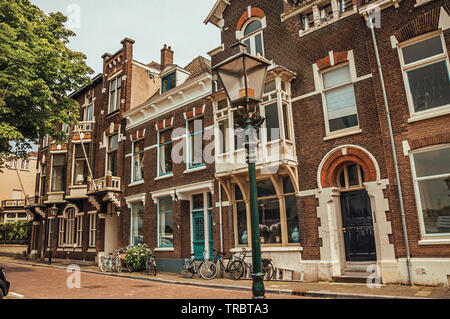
[233,177,300,246]
[132,139,144,182]
[107,134,118,176]
[51,154,65,192]
[411,145,450,236]
[158,129,172,176]
[158,197,173,247]
[321,64,358,133]
[108,76,122,114]
[130,202,144,245]
[398,32,450,116]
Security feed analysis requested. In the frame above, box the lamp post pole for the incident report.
[212,42,270,299]
[245,117,265,299]
[48,204,58,265]
[48,217,54,265]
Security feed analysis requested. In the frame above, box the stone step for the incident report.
[332,274,370,284]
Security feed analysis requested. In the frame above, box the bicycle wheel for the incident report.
[182,261,196,278]
[146,259,157,276]
[116,258,123,273]
[263,261,275,281]
[99,256,108,273]
[229,260,244,280]
[199,261,217,280]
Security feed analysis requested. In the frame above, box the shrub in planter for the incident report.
[124,243,152,272]
[0,220,32,243]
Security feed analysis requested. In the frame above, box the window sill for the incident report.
[184,165,206,174]
[154,173,173,181]
[154,247,174,252]
[87,248,96,252]
[106,110,120,118]
[407,105,450,123]
[230,246,303,253]
[418,238,450,245]
[414,0,433,7]
[323,128,362,141]
[128,180,144,187]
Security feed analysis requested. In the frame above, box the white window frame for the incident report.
[108,76,122,114]
[58,216,65,247]
[238,17,266,57]
[88,212,96,247]
[410,143,450,238]
[157,197,174,248]
[75,214,83,247]
[106,134,118,176]
[130,201,144,246]
[72,143,89,186]
[186,116,205,170]
[132,139,145,183]
[318,61,360,137]
[65,208,76,246]
[157,128,173,177]
[397,31,450,122]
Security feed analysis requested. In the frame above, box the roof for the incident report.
[204,0,229,27]
[68,73,103,99]
[147,61,161,70]
[184,56,211,80]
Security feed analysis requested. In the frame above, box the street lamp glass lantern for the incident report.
[213,50,269,113]
[49,204,58,217]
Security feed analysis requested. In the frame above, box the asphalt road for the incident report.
[1,261,309,299]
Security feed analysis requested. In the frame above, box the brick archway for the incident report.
[319,146,378,188]
[236,7,265,31]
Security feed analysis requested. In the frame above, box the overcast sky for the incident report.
[30,0,221,75]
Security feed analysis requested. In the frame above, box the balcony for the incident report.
[74,121,94,133]
[1,199,26,209]
[26,196,44,207]
[215,140,297,177]
[87,173,121,195]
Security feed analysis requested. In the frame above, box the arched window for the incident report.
[242,19,265,57]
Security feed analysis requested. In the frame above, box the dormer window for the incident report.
[161,72,176,94]
[242,19,265,57]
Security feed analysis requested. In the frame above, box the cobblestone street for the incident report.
[2,261,308,299]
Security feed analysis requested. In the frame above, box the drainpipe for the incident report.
[368,17,413,285]
[218,182,224,253]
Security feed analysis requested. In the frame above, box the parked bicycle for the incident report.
[232,248,275,281]
[100,248,126,273]
[182,249,217,280]
[145,252,157,276]
[211,249,244,280]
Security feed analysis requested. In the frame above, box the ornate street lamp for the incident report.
[48,204,58,265]
[213,42,270,299]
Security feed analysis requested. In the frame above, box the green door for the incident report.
[192,210,213,260]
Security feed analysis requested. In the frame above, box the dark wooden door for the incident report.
[340,190,376,261]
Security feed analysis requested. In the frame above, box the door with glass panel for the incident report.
[192,194,213,260]
[338,164,376,261]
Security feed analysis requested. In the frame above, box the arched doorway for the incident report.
[337,163,376,261]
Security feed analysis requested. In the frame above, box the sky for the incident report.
[30,0,221,75]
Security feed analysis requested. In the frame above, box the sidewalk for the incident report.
[1,256,449,299]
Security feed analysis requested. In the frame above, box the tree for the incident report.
[0,0,93,160]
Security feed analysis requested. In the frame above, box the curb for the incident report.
[0,259,429,299]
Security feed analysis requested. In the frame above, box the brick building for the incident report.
[27,0,449,286]
[28,38,161,263]
[205,0,450,286]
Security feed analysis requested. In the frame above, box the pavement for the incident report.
[1,256,449,299]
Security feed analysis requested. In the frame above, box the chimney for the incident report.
[160,44,174,70]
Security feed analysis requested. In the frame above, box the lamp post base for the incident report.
[251,272,265,299]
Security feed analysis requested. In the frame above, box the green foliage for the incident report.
[0,220,32,242]
[124,243,152,272]
[0,0,93,157]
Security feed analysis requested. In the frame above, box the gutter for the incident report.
[368,15,413,285]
